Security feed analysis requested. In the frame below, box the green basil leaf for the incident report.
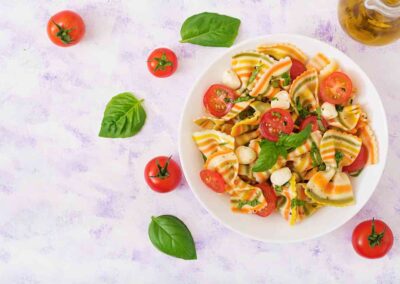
[180,12,241,47]
[99,92,146,138]
[148,215,197,260]
[278,124,312,150]
[252,140,278,172]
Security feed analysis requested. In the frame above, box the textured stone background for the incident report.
[0,0,399,283]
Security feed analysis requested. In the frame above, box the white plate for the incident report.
[178,34,388,243]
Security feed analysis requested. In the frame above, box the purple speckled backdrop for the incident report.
[0,0,399,283]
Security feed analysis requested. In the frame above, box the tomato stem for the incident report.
[53,20,74,44]
[150,156,171,180]
[368,218,385,248]
[153,53,173,71]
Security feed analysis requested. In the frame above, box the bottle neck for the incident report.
[365,0,400,18]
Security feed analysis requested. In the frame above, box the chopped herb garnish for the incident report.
[281,72,292,86]
[201,153,207,162]
[234,95,252,103]
[291,198,306,208]
[271,79,280,88]
[315,107,326,132]
[335,151,344,168]
[248,64,263,85]
[310,141,326,171]
[224,97,234,103]
[295,97,310,119]
[238,107,255,120]
[274,185,283,193]
[237,192,261,209]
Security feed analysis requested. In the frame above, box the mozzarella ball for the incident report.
[222,69,241,90]
[271,90,291,109]
[270,167,292,186]
[235,146,257,164]
[321,102,338,119]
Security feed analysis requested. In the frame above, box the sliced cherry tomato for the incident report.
[255,183,277,217]
[290,58,307,80]
[352,218,393,259]
[200,169,226,193]
[147,48,178,78]
[320,71,353,104]
[299,115,328,132]
[144,156,182,193]
[343,144,368,173]
[47,10,85,47]
[259,108,294,142]
[203,84,237,118]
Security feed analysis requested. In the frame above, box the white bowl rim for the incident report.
[178,33,388,243]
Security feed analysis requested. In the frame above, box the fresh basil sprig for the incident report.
[253,124,312,172]
[180,12,241,47]
[148,215,197,260]
[99,92,146,138]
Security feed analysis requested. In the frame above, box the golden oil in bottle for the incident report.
[338,0,400,45]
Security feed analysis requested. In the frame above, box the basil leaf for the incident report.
[252,140,278,172]
[180,12,241,47]
[99,92,146,138]
[278,124,312,151]
[148,215,197,260]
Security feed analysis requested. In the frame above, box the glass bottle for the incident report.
[338,0,400,45]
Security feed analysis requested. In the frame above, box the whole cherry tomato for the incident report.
[144,156,182,193]
[47,10,85,47]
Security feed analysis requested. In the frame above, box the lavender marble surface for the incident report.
[1,0,399,283]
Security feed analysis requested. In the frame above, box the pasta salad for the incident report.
[192,42,378,225]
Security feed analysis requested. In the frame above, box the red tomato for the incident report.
[299,115,328,132]
[144,156,182,193]
[259,108,294,142]
[47,10,85,47]
[255,183,277,217]
[290,58,306,80]
[200,169,226,193]
[320,72,353,104]
[203,84,237,118]
[352,218,393,259]
[147,48,178,78]
[343,144,368,173]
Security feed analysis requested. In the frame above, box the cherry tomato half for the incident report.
[320,71,353,105]
[144,156,182,193]
[255,183,277,217]
[47,10,85,47]
[203,84,237,118]
[290,58,307,80]
[299,115,329,132]
[147,48,178,78]
[352,218,393,259]
[259,108,294,142]
[343,144,368,173]
[200,169,226,193]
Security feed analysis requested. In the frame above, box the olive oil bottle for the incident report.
[338,0,400,45]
